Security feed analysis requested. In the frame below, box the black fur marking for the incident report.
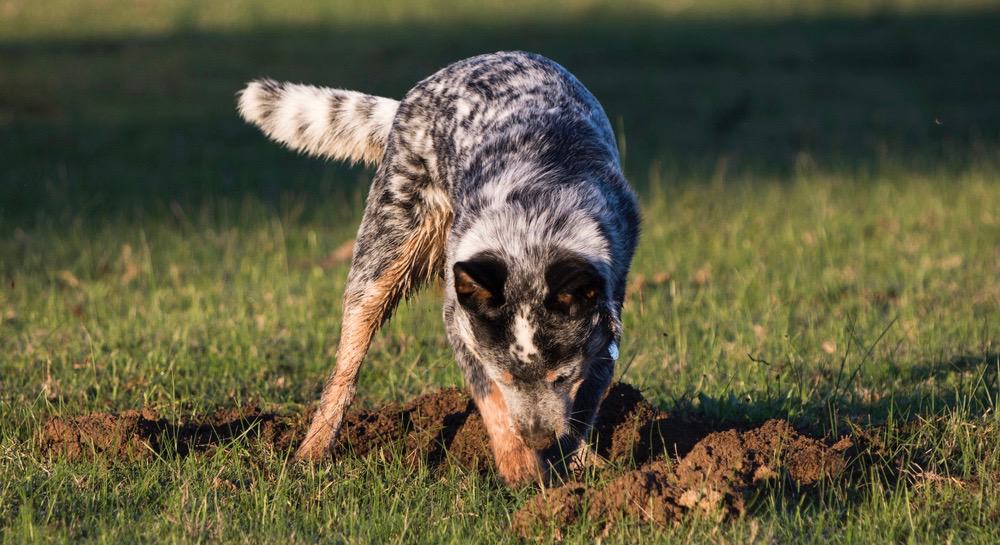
[255,79,284,121]
[544,255,604,318]
[454,254,508,313]
[358,95,376,118]
[327,93,346,129]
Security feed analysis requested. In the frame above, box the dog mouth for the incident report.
[522,430,558,450]
[518,421,560,450]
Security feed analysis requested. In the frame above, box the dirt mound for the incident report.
[334,387,491,469]
[592,383,713,464]
[39,405,302,460]
[39,383,676,468]
[38,383,852,534]
[514,419,853,537]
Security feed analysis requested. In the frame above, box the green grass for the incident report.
[2,0,1000,543]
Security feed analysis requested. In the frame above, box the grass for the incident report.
[1,0,999,542]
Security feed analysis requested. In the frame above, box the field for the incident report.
[2,0,1000,542]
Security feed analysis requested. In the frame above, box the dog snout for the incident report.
[519,419,557,450]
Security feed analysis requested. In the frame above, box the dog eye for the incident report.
[552,374,570,386]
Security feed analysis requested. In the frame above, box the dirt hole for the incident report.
[39,383,852,534]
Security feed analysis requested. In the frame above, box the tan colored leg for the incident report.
[294,297,383,460]
[473,382,544,486]
[295,182,452,461]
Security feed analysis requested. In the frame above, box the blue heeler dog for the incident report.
[238,51,639,485]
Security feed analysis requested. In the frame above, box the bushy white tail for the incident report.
[237,79,399,166]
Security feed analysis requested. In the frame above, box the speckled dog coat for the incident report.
[239,51,639,484]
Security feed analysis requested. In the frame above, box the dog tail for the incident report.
[237,79,399,166]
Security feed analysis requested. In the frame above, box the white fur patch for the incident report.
[420,182,452,210]
[237,79,399,166]
[510,306,538,363]
[608,341,619,361]
[454,190,610,265]
[454,98,473,118]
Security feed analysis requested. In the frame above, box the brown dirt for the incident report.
[592,382,711,464]
[39,405,303,460]
[38,383,852,535]
[514,419,853,537]
[333,387,491,469]
[39,383,671,467]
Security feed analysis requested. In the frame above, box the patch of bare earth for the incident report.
[39,383,851,535]
[39,388,491,468]
[514,419,852,537]
[39,405,303,460]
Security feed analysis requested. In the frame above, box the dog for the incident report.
[238,51,639,485]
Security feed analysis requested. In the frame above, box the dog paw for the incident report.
[294,435,333,462]
[496,447,545,486]
[568,442,606,474]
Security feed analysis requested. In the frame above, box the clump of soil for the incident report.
[38,383,852,534]
[39,405,302,461]
[514,419,853,537]
[334,387,491,469]
[592,383,713,464]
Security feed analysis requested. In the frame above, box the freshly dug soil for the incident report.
[333,387,492,469]
[38,389,490,466]
[39,405,303,460]
[39,383,852,534]
[39,383,674,467]
[514,419,853,536]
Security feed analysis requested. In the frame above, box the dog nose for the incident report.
[520,421,556,450]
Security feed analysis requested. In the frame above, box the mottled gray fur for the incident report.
[239,51,639,481]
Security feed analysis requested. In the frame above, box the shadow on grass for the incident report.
[1,9,999,225]
[848,352,1000,423]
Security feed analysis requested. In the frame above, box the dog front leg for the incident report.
[472,382,544,486]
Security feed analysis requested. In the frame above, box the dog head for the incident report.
[452,246,619,451]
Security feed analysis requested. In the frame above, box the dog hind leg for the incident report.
[296,162,451,461]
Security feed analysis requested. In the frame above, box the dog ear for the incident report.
[454,257,507,312]
[545,257,604,317]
